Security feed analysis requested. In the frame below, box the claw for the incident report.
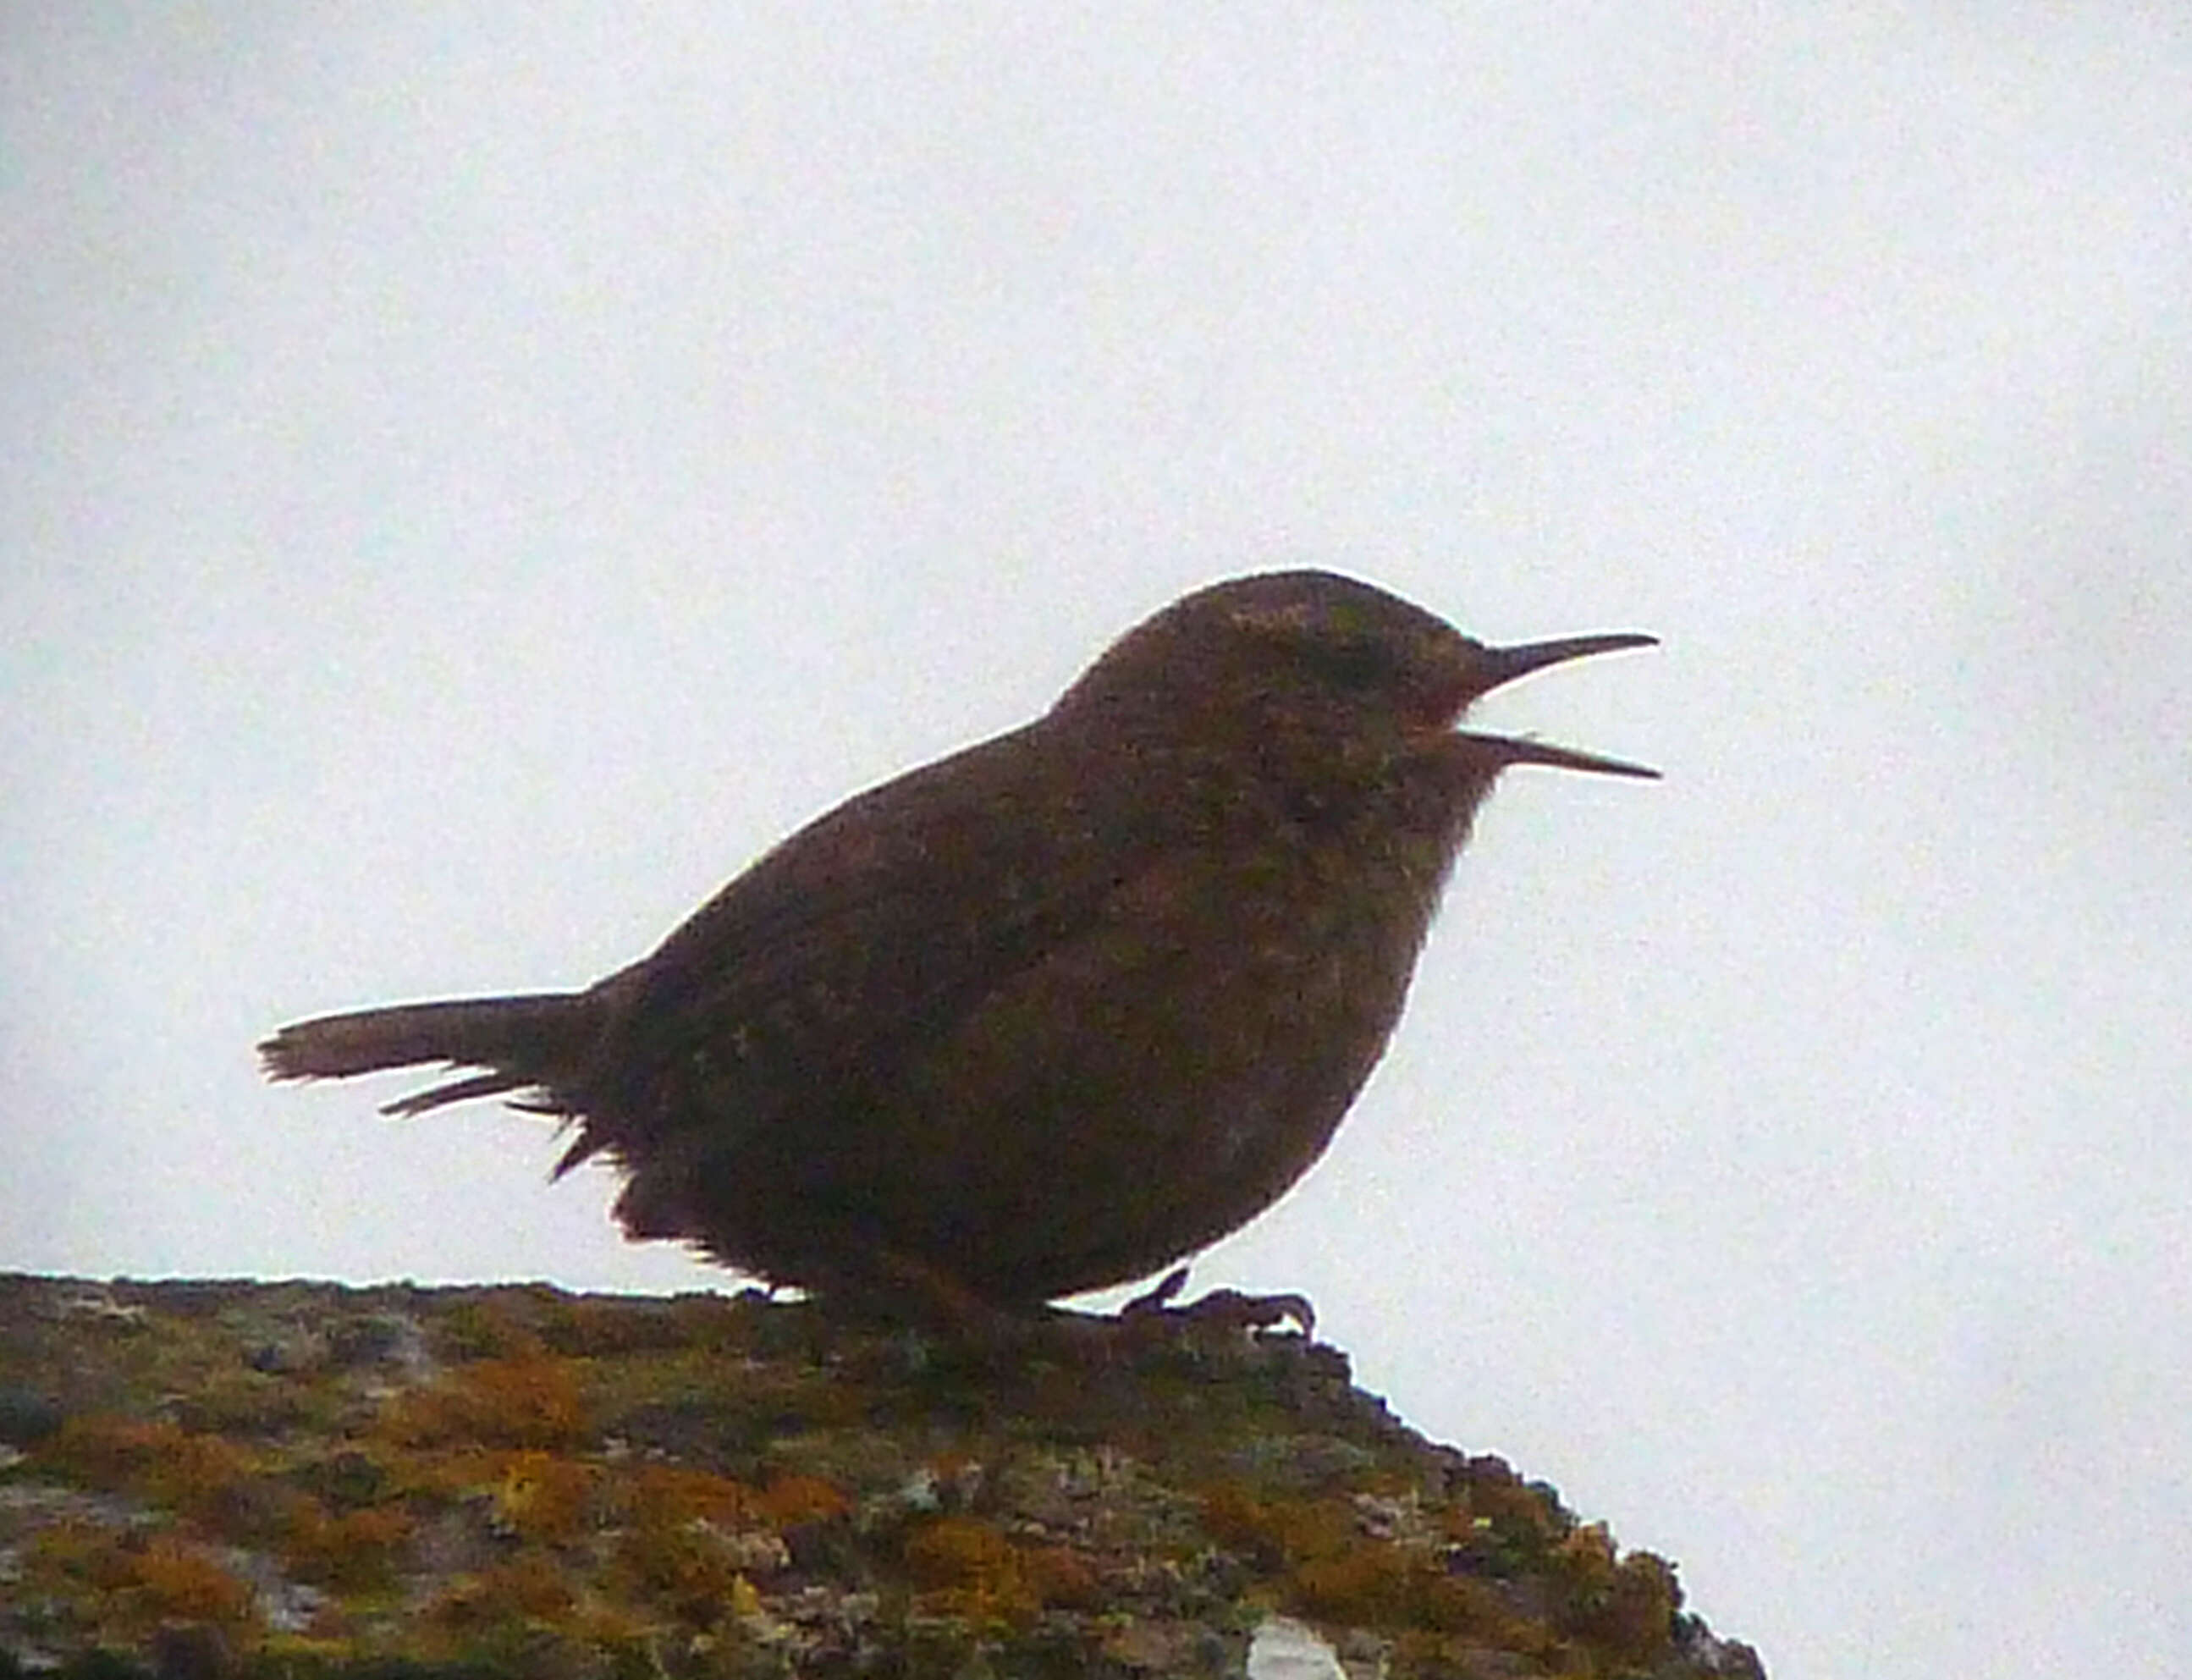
[1119,1267,1315,1338]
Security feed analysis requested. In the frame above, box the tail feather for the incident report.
[258,992,598,1116]
[379,1068,532,1118]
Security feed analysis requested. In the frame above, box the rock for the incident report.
[0,1273,1765,1678]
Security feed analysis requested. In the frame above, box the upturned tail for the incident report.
[258,992,599,1118]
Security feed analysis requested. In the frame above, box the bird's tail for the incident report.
[258,991,600,1118]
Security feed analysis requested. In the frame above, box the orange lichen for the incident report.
[897,1515,1096,1627]
[597,1462,775,1621]
[623,1461,757,1528]
[284,1498,416,1590]
[378,1353,589,1449]
[427,1550,579,1630]
[36,1416,264,1538]
[1290,1545,1520,1641]
[753,1470,851,1525]
[127,1535,259,1628]
[1201,1481,1544,1650]
[1199,1482,1354,1567]
[1020,1542,1102,1611]
[25,1523,257,1636]
[0,1275,1760,1677]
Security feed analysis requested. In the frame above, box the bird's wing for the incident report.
[566,719,1211,1167]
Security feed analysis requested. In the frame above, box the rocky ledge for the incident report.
[0,1273,1763,1678]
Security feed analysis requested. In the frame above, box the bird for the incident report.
[261,570,1655,1327]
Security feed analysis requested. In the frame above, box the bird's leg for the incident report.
[1118,1266,1192,1314]
[1019,1267,1317,1365]
[865,1248,1042,1343]
[806,1248,1316,1362]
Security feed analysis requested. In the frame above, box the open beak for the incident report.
[1450,632,1660,779]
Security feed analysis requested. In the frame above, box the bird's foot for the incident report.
[809,1255,1314,1367]
[1115,1265,1316,1340]
[1003,1269,1314,1368]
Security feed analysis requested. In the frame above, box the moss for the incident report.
[289,1446,399,1512]
[169,1366,323,1438]
[431,1294,553,1363]
[611,1519,752,1624]
[1442,1455,1572,1575]
[1549,1525,1680,1665]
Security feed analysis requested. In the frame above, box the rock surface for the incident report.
[0,1273,1765,1677]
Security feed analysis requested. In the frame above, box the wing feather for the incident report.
[567,721,1216,1165]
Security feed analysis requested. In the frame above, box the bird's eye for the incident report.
[1225,601,1397,692]
[1303,636,1395,691]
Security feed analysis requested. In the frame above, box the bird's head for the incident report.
[1054,569,1659,784]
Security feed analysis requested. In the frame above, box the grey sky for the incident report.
[6,8,2189,1676]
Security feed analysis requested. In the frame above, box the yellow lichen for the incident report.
[615,1514,756,1616]
[489,1447,598,1541]
[896,1513,1098,1627]
[902,1514,1040,1624]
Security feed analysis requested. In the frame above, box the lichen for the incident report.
[0,1273,1764,1678]
[377,1353,589,1451]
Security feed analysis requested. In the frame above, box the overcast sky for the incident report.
[7,8,2190,1677]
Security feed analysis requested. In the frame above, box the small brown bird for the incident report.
[262,571,1654,1323]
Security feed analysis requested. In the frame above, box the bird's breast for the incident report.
[853,783,1464,1294]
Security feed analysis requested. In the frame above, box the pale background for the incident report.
[7,8,2190,1677]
